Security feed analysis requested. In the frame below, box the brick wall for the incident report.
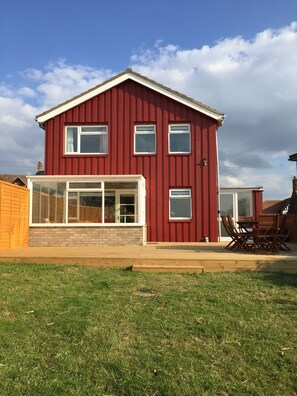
[30,226,147,247]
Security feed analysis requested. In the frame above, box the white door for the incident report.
[104,191,137,223]
[220,193,235,241]
[219,191,252,240]
[117,192,137,223]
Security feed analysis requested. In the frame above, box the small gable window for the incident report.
[134,125,156,154]
[168,124,191,154]
[65,125,108,154]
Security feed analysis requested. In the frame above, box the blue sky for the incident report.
[1,0,295,77]
[0,0,297,199]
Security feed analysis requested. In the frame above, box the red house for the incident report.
[27,69,225,246]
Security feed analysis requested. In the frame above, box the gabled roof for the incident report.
[0,174,27,186]
[35,68,225,126]
[263,198,291,214]
[288,153,297,161]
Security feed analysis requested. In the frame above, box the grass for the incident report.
[0,264,296,396]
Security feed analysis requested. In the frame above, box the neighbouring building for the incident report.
[0,174,27,187]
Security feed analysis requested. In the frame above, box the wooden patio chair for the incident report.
[221,215,234,249]
[227,215,254,251]
[221,215,253,251]
[277,215,297,251]
[253,214,280,254]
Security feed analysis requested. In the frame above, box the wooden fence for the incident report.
[0,181,30,248]
[286,214,297,242]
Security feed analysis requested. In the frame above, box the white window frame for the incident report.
[66,181,104,224]
[168,124,191,154]
[219,189,253,241]
[27,175,146,227]
[169,189,192,220]
[65,125,108,155]
[116,190,138,223]
[134,124,156,154]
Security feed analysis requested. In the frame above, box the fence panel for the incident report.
[286,214,297,243]
[0,181,29,248]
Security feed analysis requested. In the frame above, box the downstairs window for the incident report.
[169,189,192,220]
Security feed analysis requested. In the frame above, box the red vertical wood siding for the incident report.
[43,80,219,242]
[253,190,263,220]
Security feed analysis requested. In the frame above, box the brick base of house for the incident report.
[29,226,147,247]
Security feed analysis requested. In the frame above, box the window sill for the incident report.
[169,219,192,222]
[63,154,108,157]
[168,153,191,156]
[133,153,156,156]
[30,223,145,227]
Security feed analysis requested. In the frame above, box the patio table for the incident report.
[237,220,258,233]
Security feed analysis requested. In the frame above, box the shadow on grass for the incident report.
[258,271,297,287]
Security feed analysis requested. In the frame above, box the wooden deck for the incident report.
[0,242,297,273]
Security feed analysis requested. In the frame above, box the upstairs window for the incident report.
[134,125,156,154]
[65,125,108,154]
[169,124,191,154]
[169,189,192,220]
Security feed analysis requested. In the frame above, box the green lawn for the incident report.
[0,264,296,396]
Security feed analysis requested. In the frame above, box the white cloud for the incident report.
[26,60,114,109]
[0,97,36,128]
[220,175,244,187]
[0,84,14,97]
[0,62,114,175]
[0,93,41,174]
[17,87,36,98]
[130,22,297,199]
[0,23,297,198]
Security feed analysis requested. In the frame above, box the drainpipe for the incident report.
[216,114,225,241]
[216,127,221,242]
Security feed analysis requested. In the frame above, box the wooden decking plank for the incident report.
[0,242,296,273]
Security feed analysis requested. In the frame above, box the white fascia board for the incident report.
[27,174,145,182]
[129,74,224,122]
[36,72,224,124]
[36,74,129,124]
[220,186,264,192]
